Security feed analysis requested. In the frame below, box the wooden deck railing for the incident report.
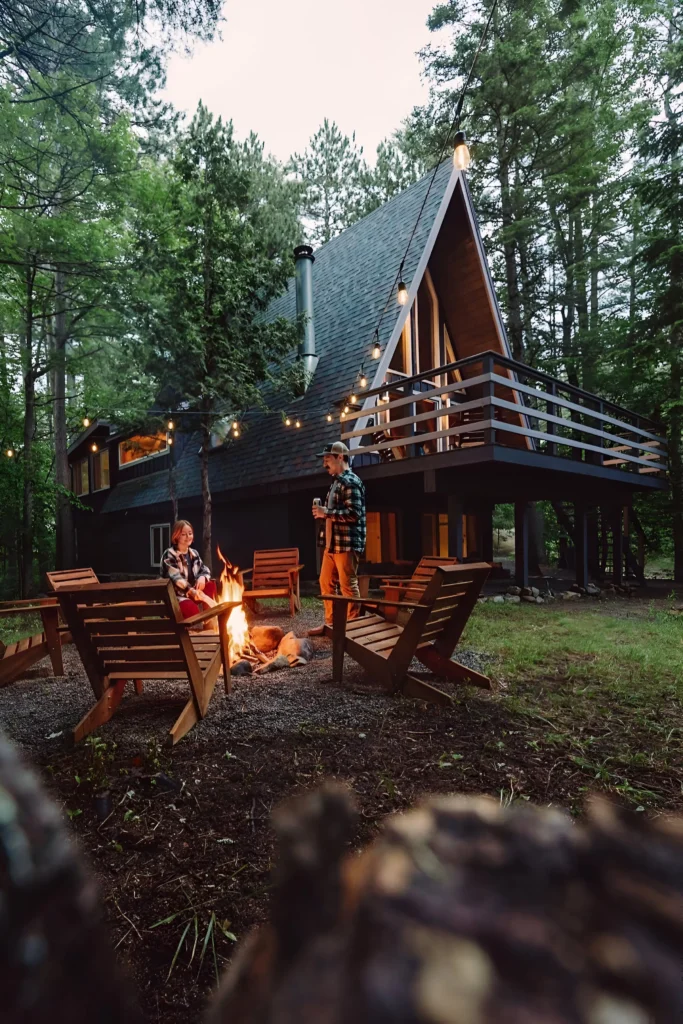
[339,351,667,478]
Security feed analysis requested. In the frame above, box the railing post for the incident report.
[483,353,496,446]
[546,381,557,457]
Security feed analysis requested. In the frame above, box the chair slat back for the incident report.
[403,555,460,601]
[390,563,490,671]
[252,548,299,590]
[57,579,190,685]
[46,567,99,591]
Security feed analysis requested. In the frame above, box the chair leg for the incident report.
[416,646,491,690]
[331,600,347,683]
[169,698,199,745]
[73,680,126,743]
[290,589,296,617]
[402,673,452,706]
[134,680,144,695]
[42,606,64,675]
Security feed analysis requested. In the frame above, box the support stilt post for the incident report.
[514,501,530,589]
[574,503,588,590]
[447,496,464,561]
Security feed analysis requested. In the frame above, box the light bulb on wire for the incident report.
[397,281,408,306]
[326,413,333,423]
[372,337,381,359]
[91,443,98,453]
[6,449,14,458]
[453,130,471,171]
[167,419,174,430]
[359,371,367,389]
[285,417,291,426]
[82,416,90,428]
[233,427,240,438]
[168,436,174,445]
[295,419,301,428]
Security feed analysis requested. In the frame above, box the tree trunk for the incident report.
[498,155,524,360]
[574,209,594,391]
[200,419,212,573]
[54,265,74,569]
[21,262,36,597]
[169,439,178,524]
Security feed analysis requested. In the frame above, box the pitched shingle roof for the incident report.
[102,159,454,513]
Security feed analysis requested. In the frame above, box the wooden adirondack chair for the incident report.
[57,579,239,744]
[46,567,100,591]
[0,592,74,686]
[241,548,304,617]
[322,563,491,705]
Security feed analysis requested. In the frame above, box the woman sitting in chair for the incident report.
[161,520,217,619]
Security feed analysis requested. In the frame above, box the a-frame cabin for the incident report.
[67,160,667,587]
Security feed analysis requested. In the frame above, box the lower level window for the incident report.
[150,523,171,567]
[72,458,89,496]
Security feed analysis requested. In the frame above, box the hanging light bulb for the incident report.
[453,130,471,171]
[285,417,291,426]
[295,419,301,428]
[91,443,98,453]
[397,280,408,305]
[372,337,381,359]
[232,421,239,430]
[343,405,349,414]
[167,419,174,430]
[168,436,174,445]
[82,416,90,428]
[359,371,367,388]
[6,449,14,458]
[233,427,240,438]
[326,413,333,422]
[351,395,358,405]
[340,412,345,421]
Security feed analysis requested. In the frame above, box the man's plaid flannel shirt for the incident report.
[161,546,211,592]
[321,468,366,554]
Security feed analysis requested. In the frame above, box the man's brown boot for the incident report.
[307,625,327,637]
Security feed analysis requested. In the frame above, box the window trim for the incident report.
[91,448,110,493]
[150,522,171,568]
[118,432,169,470]
[72,456,90,497]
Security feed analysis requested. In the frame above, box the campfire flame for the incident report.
[217,547,249,663]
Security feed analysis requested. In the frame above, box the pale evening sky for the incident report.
[162,0,439,164]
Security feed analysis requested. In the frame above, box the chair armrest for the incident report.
[319,594,422,610]
[240,568,253,577]
[380,580,427,593]
[180,601,240,628]
[287,564,304,576]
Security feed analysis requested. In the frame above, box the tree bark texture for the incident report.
[200,420,212,573]
[54,265,75,569]
[21,261,36,597]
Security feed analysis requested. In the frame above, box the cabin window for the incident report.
[422,513,449,557]
[365,511,398,563]
[389,319,410,374]
[92,449,110,491]
[119,432,168,468]
[72,458,89,496]
[150,523,171,567]
[417,277,436,373]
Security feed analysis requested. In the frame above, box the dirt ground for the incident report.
[1,597,681,1024]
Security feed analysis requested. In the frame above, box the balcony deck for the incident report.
[340,351,667,494]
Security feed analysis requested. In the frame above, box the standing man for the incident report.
[308,441,366,636]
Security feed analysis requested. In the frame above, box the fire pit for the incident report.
[216,549,312,675]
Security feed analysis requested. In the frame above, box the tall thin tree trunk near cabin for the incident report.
[54,266,74,568]
[200,419,212,573]
[169,440,178,524]
[21,263,36,597]
[670,343,683,582]
[498,155,524,360]
[574,209,594,392]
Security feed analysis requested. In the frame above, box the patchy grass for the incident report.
[0,612,41,646]
[461,602,683,812]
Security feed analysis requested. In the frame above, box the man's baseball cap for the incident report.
[315,441,350,457]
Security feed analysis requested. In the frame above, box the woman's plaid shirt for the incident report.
[161,546,211,592]
[322,469,366,554]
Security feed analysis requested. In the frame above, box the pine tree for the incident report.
[289,119,368,245]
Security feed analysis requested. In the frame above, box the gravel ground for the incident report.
[0,604,492,759]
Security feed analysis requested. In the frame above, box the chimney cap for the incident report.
[293,244,315,263]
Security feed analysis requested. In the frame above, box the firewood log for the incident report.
[208,785,683,1024]
[0,730,141,1024]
